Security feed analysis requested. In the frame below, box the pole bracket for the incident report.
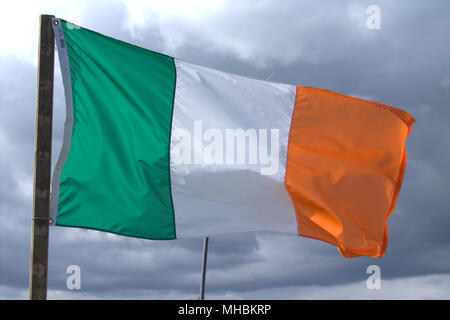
[32,217,54,224]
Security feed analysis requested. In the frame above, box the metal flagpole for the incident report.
[29,14,55,300]
[200,236,209,300]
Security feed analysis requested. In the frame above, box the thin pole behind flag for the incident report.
[200,237,209,300]
[29,14,55,300]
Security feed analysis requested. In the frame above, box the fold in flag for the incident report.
[50,18,415,258]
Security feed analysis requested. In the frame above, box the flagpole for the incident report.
[200,236,209,300]
[29,14,55,300]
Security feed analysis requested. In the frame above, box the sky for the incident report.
[1,0,450,299]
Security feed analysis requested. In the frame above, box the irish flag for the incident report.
[50,18,415,258]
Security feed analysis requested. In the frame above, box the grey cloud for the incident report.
[1,0,450,299]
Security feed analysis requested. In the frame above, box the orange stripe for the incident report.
[285,87,415,258]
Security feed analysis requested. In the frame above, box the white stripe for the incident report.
[49,18,74,225]
[170,60,298,237]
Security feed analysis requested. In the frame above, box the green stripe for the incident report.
[56,21,176,239]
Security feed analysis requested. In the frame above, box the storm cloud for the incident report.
[1,0,449,299]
